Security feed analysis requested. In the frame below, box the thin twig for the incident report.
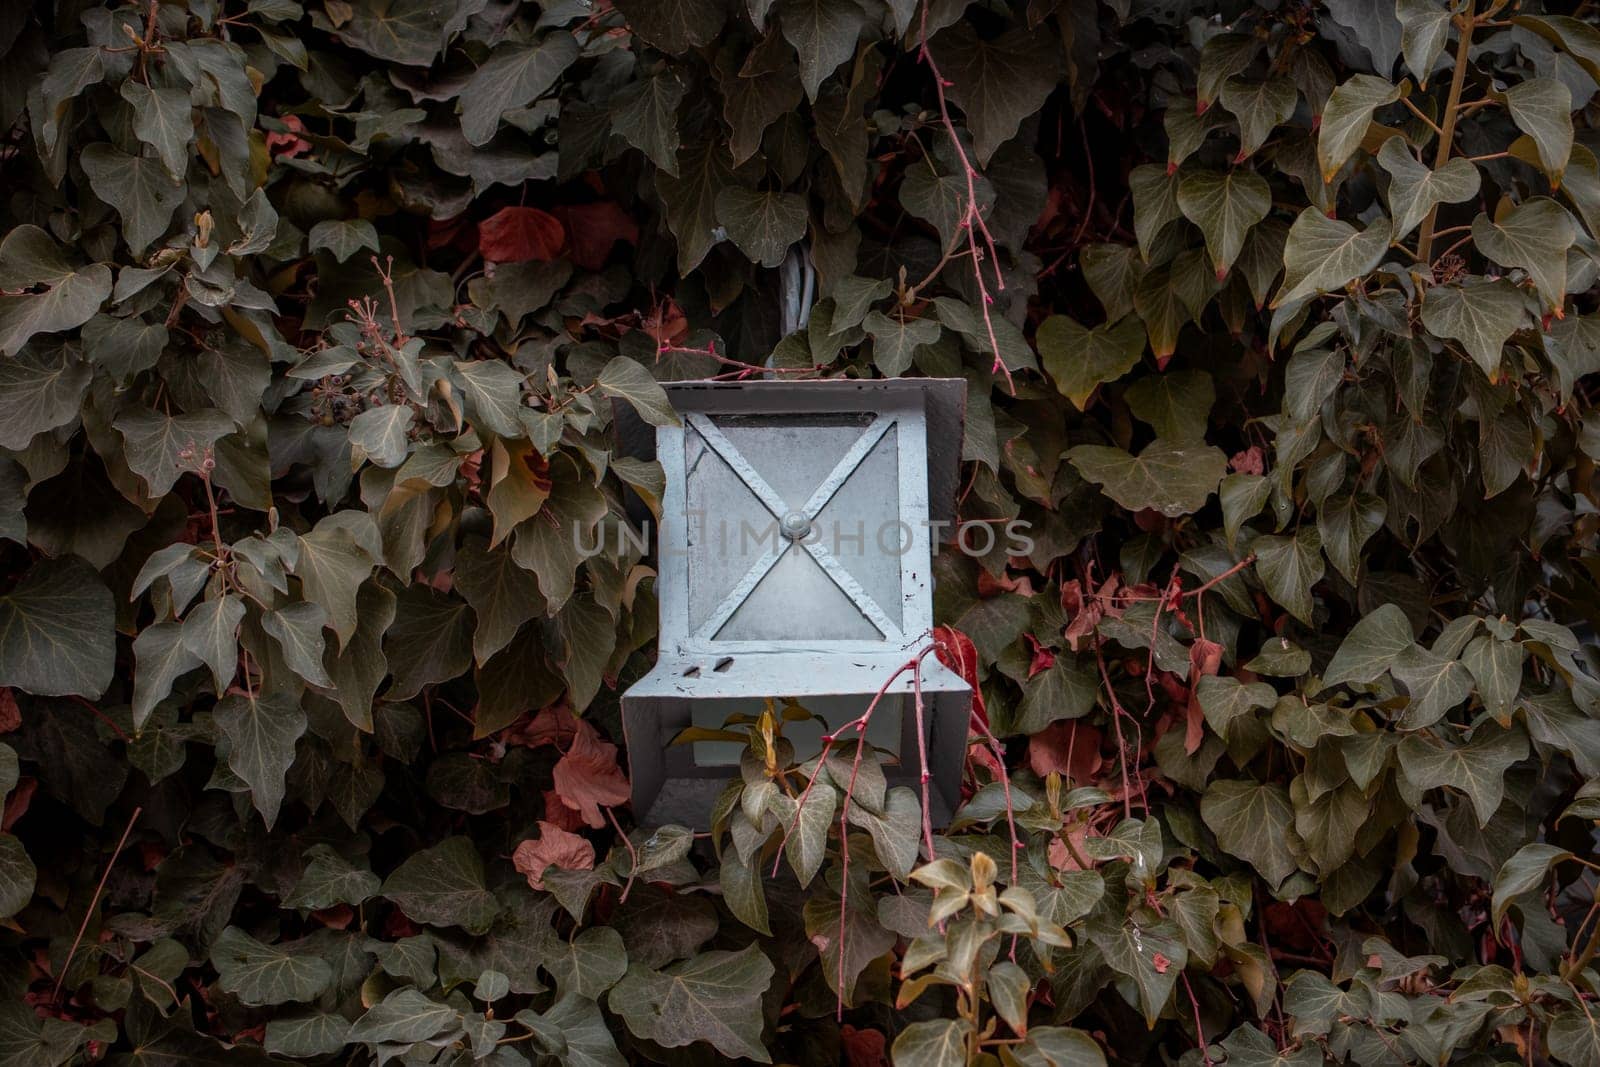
[55,806,142,1001]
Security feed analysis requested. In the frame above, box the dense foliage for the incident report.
[3,0,1600,1063]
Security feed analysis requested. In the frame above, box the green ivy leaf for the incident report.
[1067,439,1227,517]
[1377,138,1480,239]
[459,34,580,146]
[1418,279,1528,381]
[715,187,808,268]
[0,557,113,700]
[891,1019,972,1067]
[1316,74,1399,181]
[1037,315,1146,410]
[608,944,775,1062]
[1252,526,1323,625]
[1504,77,1573,182]
[210,926,333,1007]
[1273,208,1390,307]
[381,837,501,935]
[215,690,306,830]
[779,0,864,101]
[929,24,1063,165]
[1470,198,1575,314]
[1322,603,1413,687]
[1397,726,1528,826]
[1490,843,1570,928]
[1176,169,1272,279]
[0,226,111,356]
[1201,779,1301,888]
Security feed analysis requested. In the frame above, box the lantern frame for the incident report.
[615,377,971,829]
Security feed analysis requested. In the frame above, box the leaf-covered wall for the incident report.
[2,0,1600,1064]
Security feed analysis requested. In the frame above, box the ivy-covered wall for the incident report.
[2,0,1600,1064]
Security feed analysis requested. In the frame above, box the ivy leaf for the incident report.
[1201,779,1300,888]
[307,219,381,263]
[181,594,245,692]
[1504,77,1573,182]
[80,144,184,254]
[286,844,381,910]
[1089,917,1188,1028]
[1067,439,1227,518]
[596,358,680,427]
[261,602,335,688]
[120,82,193,178]
[1037,315,1146,409]
[804,888,897,1007]
[292,516,378,650]
[349,987,461,1044]
[1124,369,1215,442]
[1176,169,1272,279]
[1012,656,1098,734]
[1398,727,1529,826]
[1252,526,1324,625]
[0,226,112,355]
[336,0,484,64]
[1273,208,1391,307]
[381,837,501,935]
[1490,843,1570,928]
[608,944,775,1062]
[1377,138,1480,238]
[0,835,36,921]
[0,346,91,450]
[929,24,1063,165]
[614,0,727,54]
[611,70,686,176]
[1317,74,1399,181]
[1460,633,1524,722]
[1548,1009,1600,1067]
[657,140,742,274]
[210,926,332,1006]
[770,787,834,889]
[264,1015,354,1059]
[131,623,202,731]
[1129,165,1183,260]
[1220,79,1299,159]
[0,557,113,700]
[384,585,473,700]
[1322,603,1413,686]
[864,311,940,376]
[1398,0,1450,86]
[1418,279,1528,381]
[545,927,629,999]
[720,849,770,935]
[1470,198,1575,314]
[1317,491,1384,583]
[459,34,579,146]
[715,187,807,268]
[454,540,544,665]
[1391,646,1474,729]
[891,1020,972,1067]
[114,407,236,496]
[215,690,305,830]
[778,0,864,101]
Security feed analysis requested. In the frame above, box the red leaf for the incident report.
[512,821,596,890]
[1029,721,1102,783]
[551,721,630,828]
[1025,634,1056,678]
[265,115,310,158]
[0,688,18,733]
[841,1026,889,1067]
[478,206,565,263]
[554,202,639,270]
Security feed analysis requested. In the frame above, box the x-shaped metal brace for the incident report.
[685,413,903,642]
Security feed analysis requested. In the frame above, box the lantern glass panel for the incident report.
[683,412,903,643]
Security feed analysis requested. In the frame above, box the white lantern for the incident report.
[616,378,972,829]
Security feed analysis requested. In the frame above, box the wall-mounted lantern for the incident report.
[616,378,972,829]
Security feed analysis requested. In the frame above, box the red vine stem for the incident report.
[917,6,1016,395]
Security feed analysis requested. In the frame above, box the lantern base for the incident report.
[620,652,971,830]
